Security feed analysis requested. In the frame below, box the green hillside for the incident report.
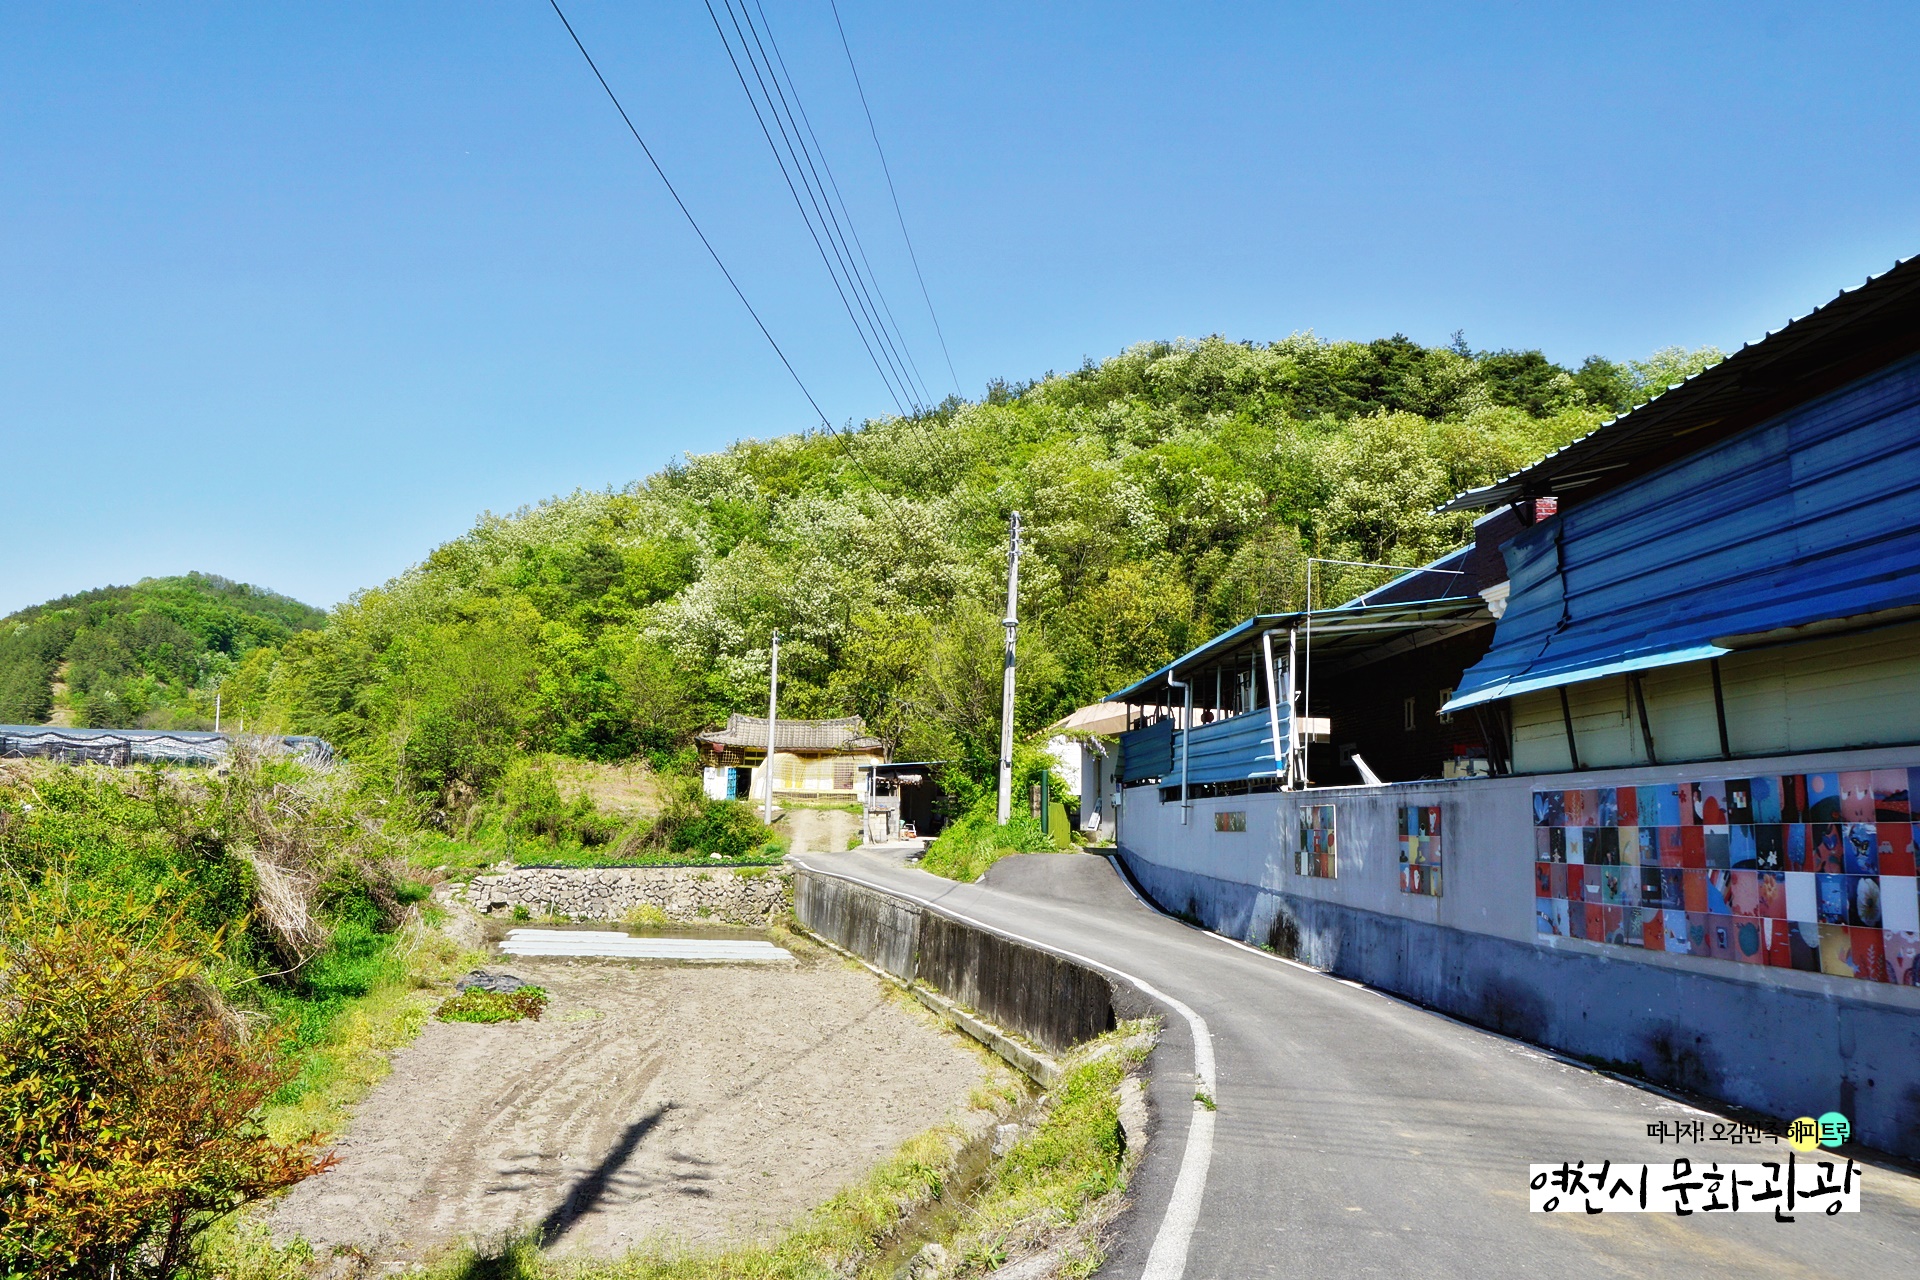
[222,333,1718,819]
[0,573,328,728]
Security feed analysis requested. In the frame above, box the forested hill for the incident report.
[0,573,326,728]
[217,333,1716,811]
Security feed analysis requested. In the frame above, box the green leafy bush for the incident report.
[435,987,549,1024]
[0,879,329,1280]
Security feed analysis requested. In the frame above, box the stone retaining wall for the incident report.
[465,865,791,925]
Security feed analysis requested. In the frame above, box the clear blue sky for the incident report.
[5,1,1917,615]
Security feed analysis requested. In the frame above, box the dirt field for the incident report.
[269,946,1002,1264]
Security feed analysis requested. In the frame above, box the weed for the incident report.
[510,904,531,922]
[1194,1090,1217,1111]
[622,902,669,927]
[435,987,549,1024]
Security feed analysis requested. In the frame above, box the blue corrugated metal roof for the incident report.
[1447,350,1920,711]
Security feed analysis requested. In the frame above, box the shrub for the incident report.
[435,987,548,1024]
[919,806,1055,882]
[0,879,330,1280]
[666,798,771,860]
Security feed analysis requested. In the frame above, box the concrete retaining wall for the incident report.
[793,870,1116,1054]
[466,865,791,925]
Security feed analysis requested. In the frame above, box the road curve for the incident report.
[793,847,1920,1279]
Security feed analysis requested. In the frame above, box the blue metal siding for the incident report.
[1174,711,1286,783]
[1119,720,1175,782]
[1450,351,1920,710]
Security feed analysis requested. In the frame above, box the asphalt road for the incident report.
[794,847,1920,1279]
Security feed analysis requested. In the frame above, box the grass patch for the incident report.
[260,923,477,1145]
[412,832,786,872]
[436,986,550,1024]
[919,809,1060,883]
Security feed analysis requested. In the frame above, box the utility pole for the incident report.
[764,630,780,825]
[996,512,1022,826]
[214,690,221,733]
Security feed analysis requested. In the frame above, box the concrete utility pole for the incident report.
[764,630,780,825]
[996,512,1022,826]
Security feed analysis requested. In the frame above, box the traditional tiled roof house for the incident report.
[696,714,887,799]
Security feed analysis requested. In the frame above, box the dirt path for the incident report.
[269,953,998,1264]
[781,805,861,856]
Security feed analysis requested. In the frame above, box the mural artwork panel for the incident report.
[1533,768,1919,986]
[1297,804,1337,879]
[1400,804,1442,896]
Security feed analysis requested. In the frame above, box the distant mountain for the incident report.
[0,573,326,728]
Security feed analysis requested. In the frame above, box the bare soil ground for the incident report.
[779,805,861,856]
[269,946,1002,1266]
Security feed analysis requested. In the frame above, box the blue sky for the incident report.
[4,1,1917,615]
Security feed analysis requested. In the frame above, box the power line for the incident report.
[544,0,833,431]
[828,0,962,399]
[743,0,934,409]
[705,0,923,414]
[702,0,906,414]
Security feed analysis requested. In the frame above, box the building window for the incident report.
[1403,696,1417,732]
[1214,810,1246,832]
[1438,688,1453,724]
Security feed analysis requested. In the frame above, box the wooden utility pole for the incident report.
[996,512,1022,826]
[764,630,780,825]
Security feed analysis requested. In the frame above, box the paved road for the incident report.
[794,847,1920,1279]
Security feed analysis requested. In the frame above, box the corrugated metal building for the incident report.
[1443,261,1920,771]
[1106,256,1920,1157]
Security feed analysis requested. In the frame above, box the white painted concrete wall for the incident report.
[1118,741,1920,1010]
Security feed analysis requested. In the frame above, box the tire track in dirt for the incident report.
[271,954,1001,1263]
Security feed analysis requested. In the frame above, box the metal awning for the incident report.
[1107,597,1492,704]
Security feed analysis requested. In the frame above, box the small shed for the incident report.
[858,761,950,843]
[696,714,886,801]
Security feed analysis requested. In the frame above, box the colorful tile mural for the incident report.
[1400,804,1442,896]
[1297,804,1337,878]
[1533,768,1920,986]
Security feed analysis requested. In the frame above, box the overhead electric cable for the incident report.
[707,0,920,413]
[722,1,918,411]
[543,0,833,431]
[827,0,962,399]
[747,0,934,408]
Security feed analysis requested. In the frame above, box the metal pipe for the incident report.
[1630,672,1658,764]
[1558,684,1582,772]
[1261,630,1285,789]
[1287,625,1300,789]
[1167,672,1191,824]
[1709,658,1732,760]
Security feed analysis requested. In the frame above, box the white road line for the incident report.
[791,858,1215,1280]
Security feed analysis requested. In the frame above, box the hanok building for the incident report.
[696,714,887,802]
[1109,257,1920,1159]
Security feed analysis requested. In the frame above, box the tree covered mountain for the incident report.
[212,333,1718,816]
[0,573,326,728]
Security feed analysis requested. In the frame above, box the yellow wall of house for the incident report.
[746,751,887,797]
[1512,620,1920,772]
